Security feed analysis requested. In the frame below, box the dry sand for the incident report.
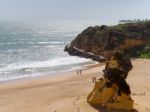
[0,59,150,112]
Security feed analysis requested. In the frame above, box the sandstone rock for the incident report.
[65,22,150,59]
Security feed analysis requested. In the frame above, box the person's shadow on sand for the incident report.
[91,105,138,112]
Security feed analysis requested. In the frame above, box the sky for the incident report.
[0,0,149,23]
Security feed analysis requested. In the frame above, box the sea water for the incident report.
[0,21,101,81]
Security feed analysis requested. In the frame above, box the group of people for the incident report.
[77,70,82,75]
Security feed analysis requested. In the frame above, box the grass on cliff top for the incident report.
[113,21,150,30]
[140,52,150,59]
[140,45,150,59]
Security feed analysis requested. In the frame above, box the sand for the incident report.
[0,59,150,112]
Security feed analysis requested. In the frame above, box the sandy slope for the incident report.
[0,59,149,112]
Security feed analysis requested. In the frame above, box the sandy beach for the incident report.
[0,59,150,112]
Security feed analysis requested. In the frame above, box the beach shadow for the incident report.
[91,105,138,112]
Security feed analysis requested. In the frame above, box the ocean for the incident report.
[0,21,102,81]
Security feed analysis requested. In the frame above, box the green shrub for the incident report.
[140,52,150,59]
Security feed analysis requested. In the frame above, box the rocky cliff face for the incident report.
[65,22,150,60]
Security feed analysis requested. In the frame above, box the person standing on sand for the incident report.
[77,70,79,75]
[79,70,82,75]
[92,76,96,83]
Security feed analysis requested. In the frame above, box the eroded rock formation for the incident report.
[65,22,150,59]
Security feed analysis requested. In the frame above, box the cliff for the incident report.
[64,22,150,61]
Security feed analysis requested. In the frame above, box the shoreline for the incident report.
[0,62,103,88]
[0,59,150,112]
[0,61,100,84]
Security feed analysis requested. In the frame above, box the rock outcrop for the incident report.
[64,22,150,60]
[65,45,106,62]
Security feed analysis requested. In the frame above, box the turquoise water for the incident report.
[0,21,101,81]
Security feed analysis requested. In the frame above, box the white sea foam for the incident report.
[0,42,35,46]
[0,56,91,72]
[37,41,65,44]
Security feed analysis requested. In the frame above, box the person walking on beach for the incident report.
[77,70,82,75]
[79,70,82,75]
[77,70,79,75]
[92,76,96,83]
